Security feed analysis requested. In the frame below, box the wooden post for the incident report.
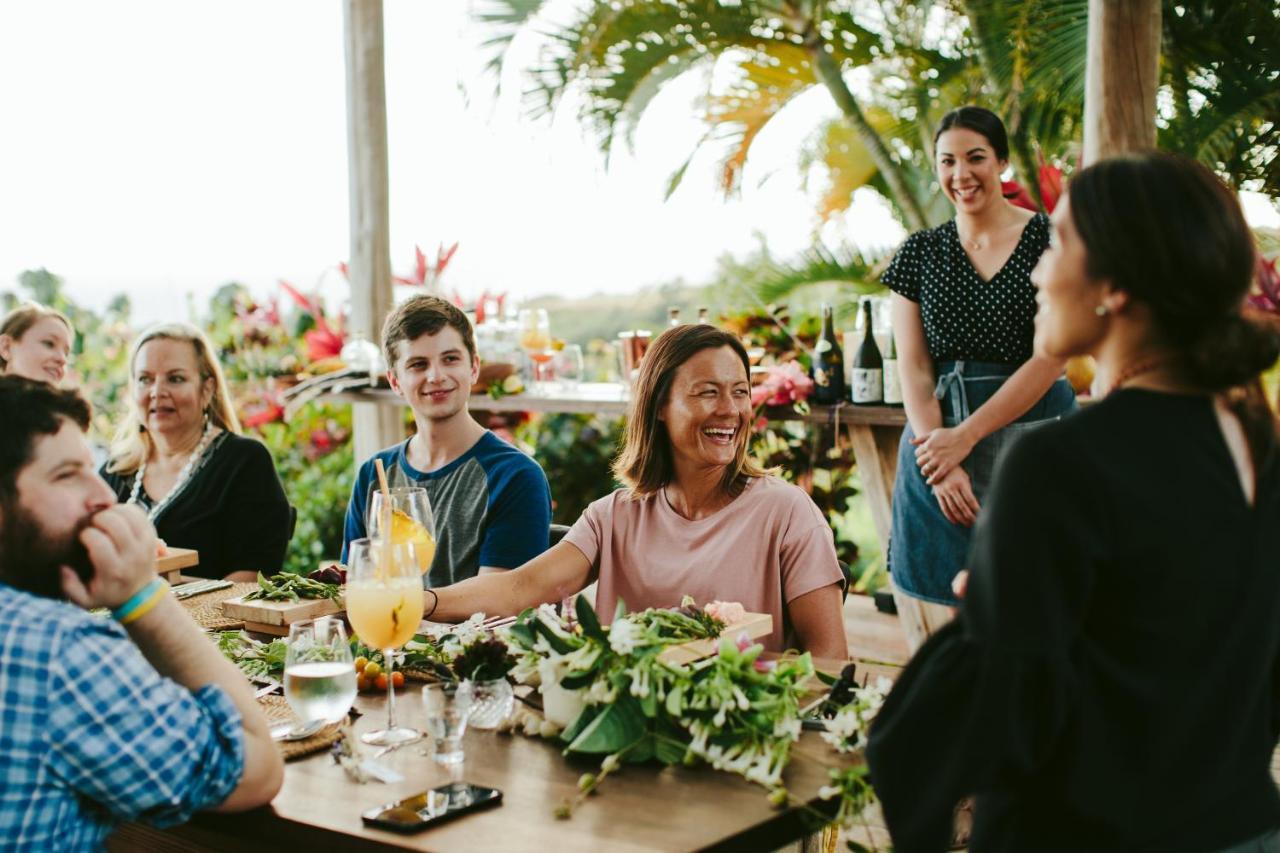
[343,0,403,464]
[1082,0,1162,165]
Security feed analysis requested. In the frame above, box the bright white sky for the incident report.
[1,1,1276,326]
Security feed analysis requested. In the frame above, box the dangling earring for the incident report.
[1094,305,1109,317]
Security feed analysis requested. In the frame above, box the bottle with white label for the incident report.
[850,298,883,404]
[882,325,903,406]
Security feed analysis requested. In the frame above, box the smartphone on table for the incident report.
[362,784,502,833]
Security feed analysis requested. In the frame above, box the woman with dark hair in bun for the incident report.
[867,152,1280,851]
[883,106,1075,650]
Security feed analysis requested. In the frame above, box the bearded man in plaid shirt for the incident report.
[0,377,283,851]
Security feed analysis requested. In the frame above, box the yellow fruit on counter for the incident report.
[1065,356,1096,396]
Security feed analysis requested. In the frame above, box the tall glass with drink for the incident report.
[367,487,436,577]
[517,308,554,395]
[346,538,427,746]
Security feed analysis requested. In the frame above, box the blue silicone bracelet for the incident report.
[112,578,165,623]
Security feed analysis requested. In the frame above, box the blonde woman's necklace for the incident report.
[128,417,215,522]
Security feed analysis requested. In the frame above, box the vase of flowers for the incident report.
[452,637,516,730]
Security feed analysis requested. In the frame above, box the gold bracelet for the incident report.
[120,580,169,625]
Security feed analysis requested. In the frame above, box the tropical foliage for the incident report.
[474,0,1278,234]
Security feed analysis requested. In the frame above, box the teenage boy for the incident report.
[341,296,552,586]
[0,376,282,850]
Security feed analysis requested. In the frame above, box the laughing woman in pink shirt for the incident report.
[427,324,848,657]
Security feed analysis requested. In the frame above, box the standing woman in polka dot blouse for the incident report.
[881,106,1076,651]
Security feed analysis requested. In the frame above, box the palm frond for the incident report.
[702,44,817,195]
[1159,0,1280,195]
[752,243,884,305]
[472,0,553,80]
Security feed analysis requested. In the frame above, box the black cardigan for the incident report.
[101,433,291,580]
[866,389,1280,852]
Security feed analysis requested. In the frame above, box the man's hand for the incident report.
[932,466,981,527]
[61,504,159,610]
[911,425,976,484]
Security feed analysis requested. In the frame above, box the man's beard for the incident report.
[0,497,95,600]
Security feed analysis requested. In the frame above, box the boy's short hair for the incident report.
[381,296,477,368]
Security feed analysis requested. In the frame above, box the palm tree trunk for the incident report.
[805,41,928,232]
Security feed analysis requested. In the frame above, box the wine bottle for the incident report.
[696,306,709,324]
[811,303,845,405]
[850,298,883,405]
[668,307,682,327]
[882,325,902,406]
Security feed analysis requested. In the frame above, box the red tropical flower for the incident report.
[1002,153,1064,213]
[1247,255,1280,314]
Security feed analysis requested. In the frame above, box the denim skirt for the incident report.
[888,360,1076,606]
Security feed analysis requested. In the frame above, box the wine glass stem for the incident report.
[384,648,398,730]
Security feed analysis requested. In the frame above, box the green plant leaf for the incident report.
[559,705,601,744]
[576,595,605,641]
[639,684,658,718]
[559,668,599,691]
[533,619,581,655]
[566,695,646,754]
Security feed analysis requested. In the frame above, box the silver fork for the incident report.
[173,579,232,600]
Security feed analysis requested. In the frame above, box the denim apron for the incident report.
[888,360,1076,605]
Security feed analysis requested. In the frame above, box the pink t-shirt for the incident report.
[563,475,843,652]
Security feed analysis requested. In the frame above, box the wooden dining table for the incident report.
[110,658,868,853]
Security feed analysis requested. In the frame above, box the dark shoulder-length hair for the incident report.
[1068,151,1280,465]
[612,324,765,498]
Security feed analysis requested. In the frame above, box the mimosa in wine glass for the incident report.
[346,538,427,746]
[367,487,436,577]
[517,308,553,395]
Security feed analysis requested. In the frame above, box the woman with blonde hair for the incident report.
[422,323,848,656]
[0,303,73,385]
[100,323,291,580]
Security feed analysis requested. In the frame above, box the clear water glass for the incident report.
[284,617,356,725]
[423,683,473,765]
[553,344,584,392]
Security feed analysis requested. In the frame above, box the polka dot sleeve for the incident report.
[881,232,923,302]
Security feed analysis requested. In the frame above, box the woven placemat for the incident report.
[182,582,257,631]
[257,694,343,761]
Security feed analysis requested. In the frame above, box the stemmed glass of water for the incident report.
[283,617,357,733]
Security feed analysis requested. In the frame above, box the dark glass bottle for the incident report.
[811,303,845,405]
[850,298,883,404]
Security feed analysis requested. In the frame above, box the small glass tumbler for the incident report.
[423,683,473,765]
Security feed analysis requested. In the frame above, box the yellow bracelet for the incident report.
[119,580,170,625]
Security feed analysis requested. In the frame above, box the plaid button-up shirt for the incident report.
[0,582,245,852]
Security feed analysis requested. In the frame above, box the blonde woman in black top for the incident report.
[868,153,1280,851]
[100,323,291,580]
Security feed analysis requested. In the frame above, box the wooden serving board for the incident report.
[221,594,343,632]
[657,612,773,665]
[156,547,198,584]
